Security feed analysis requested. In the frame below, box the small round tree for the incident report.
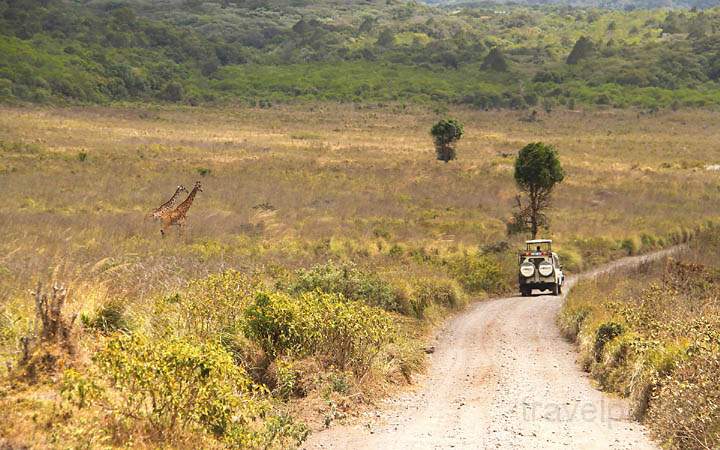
[512,142,565,239]
[431,119,464,163]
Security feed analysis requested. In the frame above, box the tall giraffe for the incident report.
[160,181,203,237]
[149,185,188,221]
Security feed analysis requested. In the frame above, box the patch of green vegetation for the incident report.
[290,261,406,313]
[244,290,393,375]
[91,334,307,447]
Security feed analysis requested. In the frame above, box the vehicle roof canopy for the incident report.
[525,239,552,244]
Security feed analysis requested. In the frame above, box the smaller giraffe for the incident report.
[149,185,188,221]
[160,181,203,237]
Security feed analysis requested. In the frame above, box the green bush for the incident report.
[449,253,505,294]
[154,270,261,341]
[572,236,623,267]
[60,368,103,409]
[271,357,302,399]
[412,278,467,316]
[0,78,12,98]
[243,291,393,375]
[557,247,583,272]
[620,237,639,256]
[291,261,403,313]
[594,322,624,362]
[640,232,658,250]
[94,334,296,447]
[82,301,129,333]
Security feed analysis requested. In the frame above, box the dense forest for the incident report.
[3,0,720,107]
[426,0,720,10]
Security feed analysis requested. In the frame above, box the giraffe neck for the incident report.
[175,186,199,215]
[162,187,185,209]
[152,187,185,217]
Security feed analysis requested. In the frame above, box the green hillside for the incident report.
[2,0,720,107]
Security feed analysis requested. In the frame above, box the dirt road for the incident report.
[304,249,681,449]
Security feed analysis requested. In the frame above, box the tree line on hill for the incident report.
[2,0,720,108]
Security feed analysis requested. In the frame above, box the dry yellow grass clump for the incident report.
[1,104,719,447]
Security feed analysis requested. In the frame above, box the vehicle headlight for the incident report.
[520,262,535,278]
[538,261,554,277]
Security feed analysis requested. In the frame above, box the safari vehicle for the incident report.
[518,239,564,296]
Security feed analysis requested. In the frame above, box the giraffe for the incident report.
[149,185,188,221]
[159,181,203,237]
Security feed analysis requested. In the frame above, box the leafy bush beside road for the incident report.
[93,335,289,447]
[244,291,393,375]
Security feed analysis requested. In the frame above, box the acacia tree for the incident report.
[510,142,565,239]
[431,119,464,162]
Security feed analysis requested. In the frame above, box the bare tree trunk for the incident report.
[530,214,538,239]
[529,188,539,239]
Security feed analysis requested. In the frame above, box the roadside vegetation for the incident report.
[1,104,719,447]
[560,226,720,450]
[4,0,720,108]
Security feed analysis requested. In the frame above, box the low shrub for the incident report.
[412,277,467,314]
[557,247,583,272]
[571,236,623,267]
[60,368,103,409]
[94,334,305,447]
[82,301,129,333]
[593,322,624,362]
[640,232,658,250]
[270,357,302,399]
[448,253,506,294]
[620,237,639,256]
[243,291,393,375]
[291,261,404,313]
[154,270,261,341]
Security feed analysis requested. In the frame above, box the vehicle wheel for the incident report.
[552,283,560,296]
[520,288,529,297]
[558,283,563,295]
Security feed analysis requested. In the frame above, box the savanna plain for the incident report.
[1,104,719,448]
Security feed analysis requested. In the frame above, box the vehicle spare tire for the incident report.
[538,261,554,277]
[520,262,535,277]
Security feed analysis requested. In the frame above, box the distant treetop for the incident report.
[482,48,509,72]
[566,36,595,65]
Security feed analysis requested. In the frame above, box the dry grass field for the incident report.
[2,105,718,292]
[1,104,719,447]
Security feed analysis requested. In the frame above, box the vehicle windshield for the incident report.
[525,241,552,253]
